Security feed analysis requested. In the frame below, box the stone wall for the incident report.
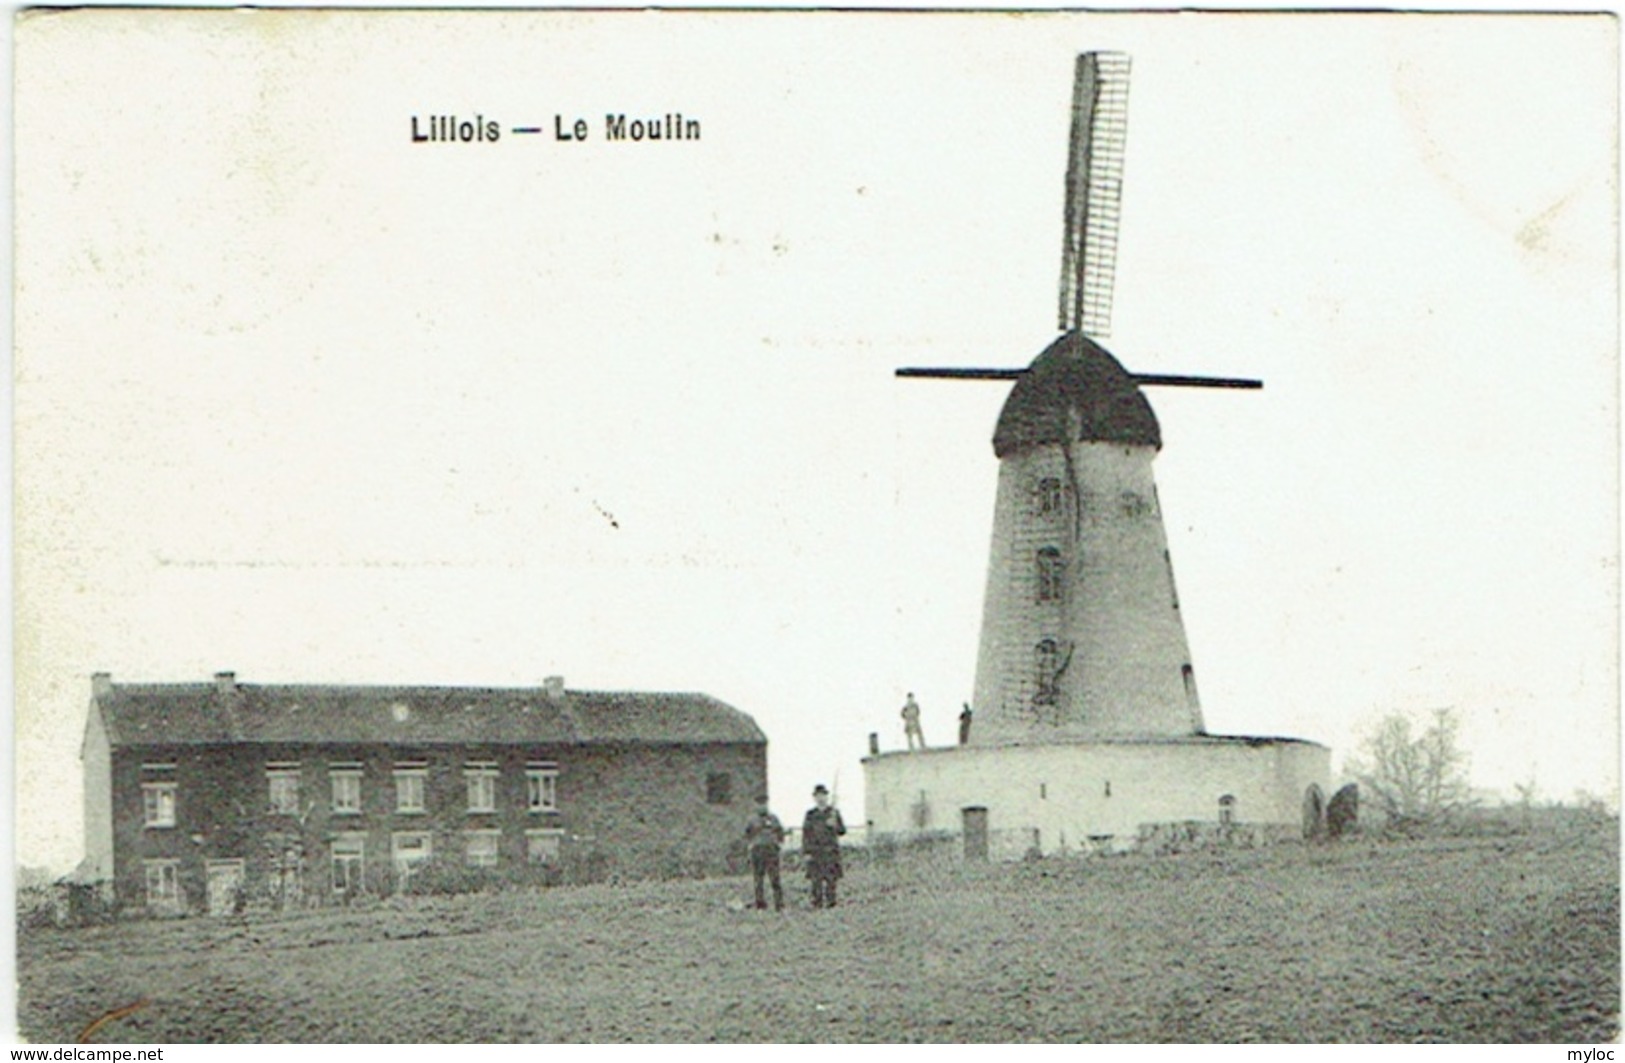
[1134,820,1303,855]
[105,739,766,913]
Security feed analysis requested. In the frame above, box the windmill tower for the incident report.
[898,53,1260,747]
[869,52,1328,855]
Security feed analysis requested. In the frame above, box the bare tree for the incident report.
[1512,773,1540,830]
[1512,775,1539,808]
[1351,707,1473,826]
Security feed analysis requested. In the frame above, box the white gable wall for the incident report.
[81,701,114,880]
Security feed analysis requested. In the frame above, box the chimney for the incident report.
[91,672,112,699]
[214,671,238,695]
[543,676,565,699]
[867,732,880,756]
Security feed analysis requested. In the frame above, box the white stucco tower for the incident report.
[971,331,1203,745]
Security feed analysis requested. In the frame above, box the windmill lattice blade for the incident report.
[896,367,1262,389]
[1058,52,1132,339]
[895,367,1026,380]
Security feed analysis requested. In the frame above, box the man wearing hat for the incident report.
[802,783,847,908]
[743,795,786,911]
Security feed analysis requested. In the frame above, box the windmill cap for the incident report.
[992,332,1161,458]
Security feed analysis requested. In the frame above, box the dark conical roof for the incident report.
[992,332,1160,457]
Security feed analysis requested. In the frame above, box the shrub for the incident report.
[560,848,614,886]
[16,885,60,931]
[401,857,502,897]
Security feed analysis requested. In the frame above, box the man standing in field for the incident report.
[802,783,847,908]
[744,796,785,911]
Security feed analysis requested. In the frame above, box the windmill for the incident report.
[898,53,1259,746]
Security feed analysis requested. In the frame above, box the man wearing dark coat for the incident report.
[743,796,786,911]
[802,783,847,908]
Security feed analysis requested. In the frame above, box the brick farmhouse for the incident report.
[82,672,766,915]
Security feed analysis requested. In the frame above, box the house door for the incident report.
[205,859,245,917]
[962,806,989,862]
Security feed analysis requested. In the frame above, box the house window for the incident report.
[526,828,565,864]
[394,764,427,814]
[1219,794,1236,827]
[706,772,733,805]
[1034,639,1060,706]
[332,833,365,894]
[1182,663,1198,708]
[267,764,302,816]
[142,782,177,828]
[1036,547,1065,603]
[144,859,181,913]
[465,763,498,814]
[526,763,558,812]
[392,832,433,887]
[331,766,362,815]
[1037,477,1063,515]
[465,830,500,868]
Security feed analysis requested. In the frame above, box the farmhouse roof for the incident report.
[992,331,1161,457]
[88,676,766,748]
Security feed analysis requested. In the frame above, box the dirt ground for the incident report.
[16,820,1619,1043]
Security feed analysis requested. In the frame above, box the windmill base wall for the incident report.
[861,737,1329,856]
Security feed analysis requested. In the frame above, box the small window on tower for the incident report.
[1034,639,1060,706]
[1119,491,1151,519]
[1037,477,1063,516]
[1036,547,1065,603]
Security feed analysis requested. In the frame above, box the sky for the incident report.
[12,9,1619,873]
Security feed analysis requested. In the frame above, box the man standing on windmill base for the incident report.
[901,693,927,750]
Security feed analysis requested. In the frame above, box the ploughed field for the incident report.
[17,821,1619,1043]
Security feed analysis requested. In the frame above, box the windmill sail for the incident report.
[896,51,1258,391]
[1058,51,1131,338]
